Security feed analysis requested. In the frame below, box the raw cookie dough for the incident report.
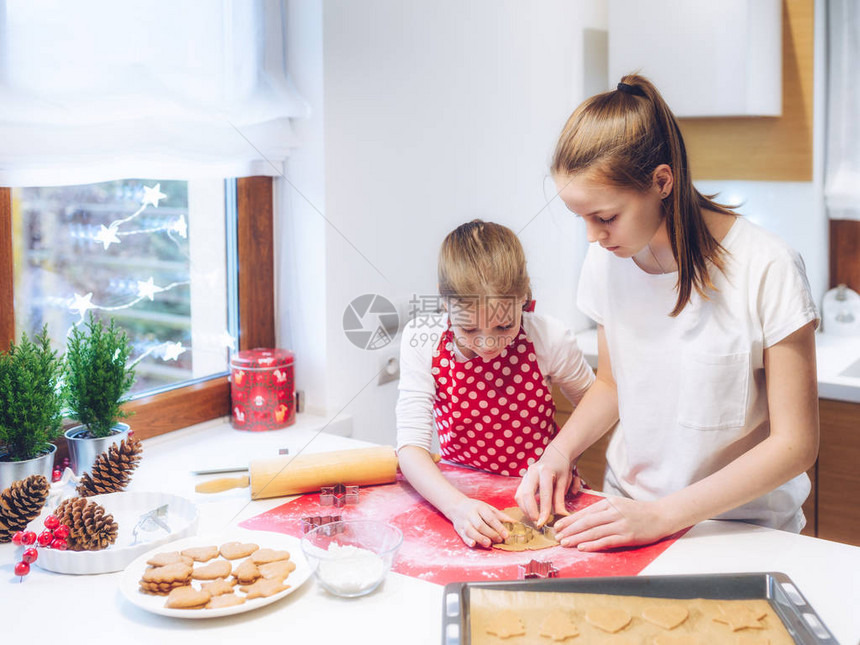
[642,605,689,630]
[468,588,794,645]
[486,610,526,639]
[585,607,632,633]
[492,507,559,552]
[652,635,702,645]
[713,603,767,631]
[538,610,579,641]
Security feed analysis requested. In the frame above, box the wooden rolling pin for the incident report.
[195,447,439,500]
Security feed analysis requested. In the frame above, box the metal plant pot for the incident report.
[64,423,130,476]
[0,443,57,490]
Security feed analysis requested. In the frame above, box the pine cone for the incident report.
[55,496,118,551]
[76,436,143,497]
[0,475,50,543]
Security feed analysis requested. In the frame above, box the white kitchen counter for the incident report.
[2,417,859,644]
[576,327,860,404]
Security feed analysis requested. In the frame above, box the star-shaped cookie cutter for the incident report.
[319,483,359,507]
[519,559,559,579]
[300,514,343,534]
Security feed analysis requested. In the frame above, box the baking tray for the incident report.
[441,572,837,644]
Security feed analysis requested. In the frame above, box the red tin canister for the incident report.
[230,348,295,431]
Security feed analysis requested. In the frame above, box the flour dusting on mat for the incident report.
[240,463,688,585]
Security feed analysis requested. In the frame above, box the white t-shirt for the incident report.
[577,216,819,532]
[396,311,595,452]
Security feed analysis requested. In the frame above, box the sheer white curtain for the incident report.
[0,0,309,185]
[825,0,860,220]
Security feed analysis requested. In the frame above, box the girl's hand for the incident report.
[553,496,674,551]
[445,498,516,548]
[514,446,580,529]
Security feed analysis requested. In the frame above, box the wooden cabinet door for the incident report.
[818,399,860,546]
[552,386,610,491]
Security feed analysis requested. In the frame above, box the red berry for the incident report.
[14,561,30,577]
[51,468,62,482]
[22,547,38,564]
[50,537,68,551]
[22,531,37,545]
[11,531,25,546]
[44,515,60,530]
[37,530,54,547]
[53,525,70,539]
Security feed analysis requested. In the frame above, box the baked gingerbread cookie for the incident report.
[233,558,262,584]
[181,546,219,562]
[200,578,237,596]
[192,559,233,580]
[239,578,290,599]
[219,541,260,560]
[249,548,290,565]
[139,562,193,595]
[206,594,246,609]
[140,539,296,610]
[258,559,296,581]
[146,551,193,567]
[165,585,211,609]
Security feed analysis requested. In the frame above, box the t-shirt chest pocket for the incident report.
[677,351,750,430]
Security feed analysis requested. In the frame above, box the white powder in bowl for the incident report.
[316,543,386,595]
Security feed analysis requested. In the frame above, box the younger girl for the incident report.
[397,220,594,548]
[516,75,819,551]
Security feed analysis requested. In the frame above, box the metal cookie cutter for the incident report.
[301,515,343,534]
[502,521,534,545]
[131,504,171,545]
[519,559,559,579]
[319,483,359,507]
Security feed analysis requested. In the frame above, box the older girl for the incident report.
[516,75,819,551]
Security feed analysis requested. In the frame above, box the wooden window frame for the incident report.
[0,176,275,451]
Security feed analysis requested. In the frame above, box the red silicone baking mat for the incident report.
[239,463,686,586]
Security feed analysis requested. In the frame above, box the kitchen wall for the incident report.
[280,0,828,445]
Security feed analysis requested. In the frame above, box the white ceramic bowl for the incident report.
[300,520,402,598]
[33,491,198,574]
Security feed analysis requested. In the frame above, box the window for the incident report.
[0,3,295,441]
[0,177,275,441]
[12,178,232,396]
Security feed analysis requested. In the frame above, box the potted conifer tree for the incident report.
[63,315,136,475]
[0,326,65,489]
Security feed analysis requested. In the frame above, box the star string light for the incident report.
[65,182,231,370]
[67,280,191,324]
[128,341,187,368]
[89,183,175,250]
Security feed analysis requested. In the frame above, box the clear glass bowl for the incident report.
[300,520,403,598]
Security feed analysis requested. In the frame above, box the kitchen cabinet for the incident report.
[608,0,782,117]
[817,398,860,546]
[553,386,610,490]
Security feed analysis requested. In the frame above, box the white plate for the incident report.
[119,530,311,619]
[34,491,198,574]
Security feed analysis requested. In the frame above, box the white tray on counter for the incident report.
[34,491,198,575]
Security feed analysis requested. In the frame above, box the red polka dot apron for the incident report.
[431,324,557,477]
